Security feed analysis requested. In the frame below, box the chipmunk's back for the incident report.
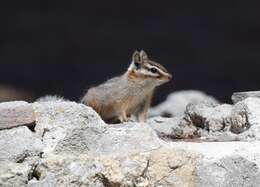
[82,75,130,120]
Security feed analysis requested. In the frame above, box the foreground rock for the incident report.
[32,101,107,155]
[0,101,35,130]
[171,141,260,187]
[33,102,162,156]
[0,126,43,162]
[0,161,33,187]
[28,148,199,187]
[28,142,260,187]
[150,90,218,117]
[2,93,260,186]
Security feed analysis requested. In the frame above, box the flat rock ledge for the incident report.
[1,93,260,187]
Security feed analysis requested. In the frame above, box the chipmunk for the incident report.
[81,50,172,123]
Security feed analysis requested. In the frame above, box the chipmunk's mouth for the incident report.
[161,73,172,81]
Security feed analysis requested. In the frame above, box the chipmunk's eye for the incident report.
[134,62,141,69]
[150,67,158,73]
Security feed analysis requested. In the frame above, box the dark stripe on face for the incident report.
[147,61,169,74]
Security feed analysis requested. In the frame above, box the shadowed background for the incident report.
[1,0,260,104]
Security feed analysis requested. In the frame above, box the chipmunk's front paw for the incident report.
[118,114,128,123]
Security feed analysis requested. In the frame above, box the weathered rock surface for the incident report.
[0,161,33,187]
[185,101,232,132]
[170,141,260,187]
[0,101,35,130]
[28,148,199,187]
[0,126,43,162]
[148,116,197,139]
[2,91,260,187]
[232,91,260,103]
[150,90,218,117]
[32,101,107,155]
[33,101,163,156]
[230,97,260,140]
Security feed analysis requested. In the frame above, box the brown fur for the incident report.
[81,50,172,123]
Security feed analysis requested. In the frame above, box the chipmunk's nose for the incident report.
[166,73,172,80]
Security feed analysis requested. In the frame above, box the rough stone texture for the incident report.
[185,101,232,132]
[27,142,260,187]
[196,156,260,187]
[33,101,162,156]
[150,90,218,117]
[28,148,199,187]
[54,121,163,156]
[232,91,260,103]
[169,141,260,187]
[0,126,43,162]
[231,98,260,140]
[0,161,33,187]
[2,95,260,186]
[32,101,107,154]
[0,101,35,130]
[148,116,197,139]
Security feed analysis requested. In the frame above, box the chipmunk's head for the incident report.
[128,50,172,86]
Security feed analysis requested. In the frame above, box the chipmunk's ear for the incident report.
[132,50,142,64]
[140,50,149,61]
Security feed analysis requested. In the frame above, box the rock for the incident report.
[32,101,106,155]
[0,101,35,130]
[169,141,260,187]
[196,156,260,187]
[0,161,33,187]
[91,122,163,155]
[231,98,260,140]
[54,121,163,156]
[0,126,43,162]
[185,101,232,132]
[27,141,260,187]
[150,90,218,117]
[2,99,260,186]
[232,91,260,103]
[148,116,198,139]
[33,101,162,156]
[28,148,199,187]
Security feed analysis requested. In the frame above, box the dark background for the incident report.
[1,0,260,104]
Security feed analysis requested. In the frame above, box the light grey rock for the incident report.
[27,141,260,187]
[0,101,35,130]
[170,141,260,187]
[0,126,43,162]
[28,148,199,187]
[148,116,198,139]
[0,161,33,187]
[1,100,260,187]
[33,101,107,155]
[54,122,163,156]
[93,122,163,155]
[231,98,260,140]
[196,156,260,187]
[150,90,218,117]
[33,101,162,156]
[185,101,232,132]
[232,91,260,103]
